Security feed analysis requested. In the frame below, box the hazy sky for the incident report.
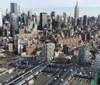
[1,0,100,16]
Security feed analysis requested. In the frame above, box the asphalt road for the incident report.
[7,62,49,85]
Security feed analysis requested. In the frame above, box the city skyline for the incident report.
[0,0,100,16]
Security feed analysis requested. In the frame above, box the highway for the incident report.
[45,69,63,85]
[46,66,77,85]
[3,62,48,85]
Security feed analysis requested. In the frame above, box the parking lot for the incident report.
[70,77,90,85]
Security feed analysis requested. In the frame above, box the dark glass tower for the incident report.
[10,3,17,14]
[39,13,47,30]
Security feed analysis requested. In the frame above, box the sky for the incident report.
[1,0,100,16]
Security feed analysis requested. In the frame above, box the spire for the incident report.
[76,0,78,6]
[76,2,78,6]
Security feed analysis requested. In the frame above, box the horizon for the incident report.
[0,0,100,17]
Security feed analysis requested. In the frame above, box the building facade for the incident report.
[40,13,47,30]
[10,3,17,14]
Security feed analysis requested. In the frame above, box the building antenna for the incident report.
[76,0,78,5]
[23,9,24,13]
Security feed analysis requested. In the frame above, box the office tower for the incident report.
[40,13,47,30]
[63,12,67,23]
[74,2,79,26]
[21,13,27,24]
[28,9,32,19]
[10,13,18,38]
[6,9,8,15]
[83,15,88,26]
[51,11,55,19]
[10,3,17,14]
[17,5,21,16]
[98,15,100,21]
[80,17,83,27]
[0,9,2,27]
[77,17,83,27]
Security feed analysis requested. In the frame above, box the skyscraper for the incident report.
[10,3,17,14]
[63,12,67,23]
[10,13,18,38]
[83,15,88,26]
[74,2,79,19]
[0,9,2,27]
[74,2,79,26]
[39,13,47,30]
[51,11,55,19]
[28,9,32,19]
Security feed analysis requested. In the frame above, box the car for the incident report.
[64,69,66,71]
[57,75,59,78]
[61,79,64,82]
[54,77,57,80]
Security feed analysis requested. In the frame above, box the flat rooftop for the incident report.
[70,77,90,85]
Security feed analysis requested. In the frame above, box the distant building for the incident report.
[74,2,79,19]
[10,3,17,14]
[21,13,27,24]
[0,9,2,27]
[83,15,88,26]
[17,5,21,16]
[10,13,18,38]
[28,9,32,19]
[98,15,100,21]
[3,23,9,36]
[39,13,47,30]
[74,2,79,26]
[63,12,67,23]
[51,11,55,19]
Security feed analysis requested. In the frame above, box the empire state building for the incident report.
[74,2,79,19]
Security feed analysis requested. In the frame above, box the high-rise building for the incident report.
[28,9,32,19]
[6,9,8,15]
[74,2,79,19]
[41,43,55,61]
[21,13,27,24]
[98,15,100,21]
[17,5,21,16]
[0,9,2,27]
[63,12,67,23]
[51,11,55,19]
[10,3,17,14]
[77,17,83,27]
[83,15,88,26]
[10,13,18,38]
[40,13,47,30]
[74,2,79,26]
